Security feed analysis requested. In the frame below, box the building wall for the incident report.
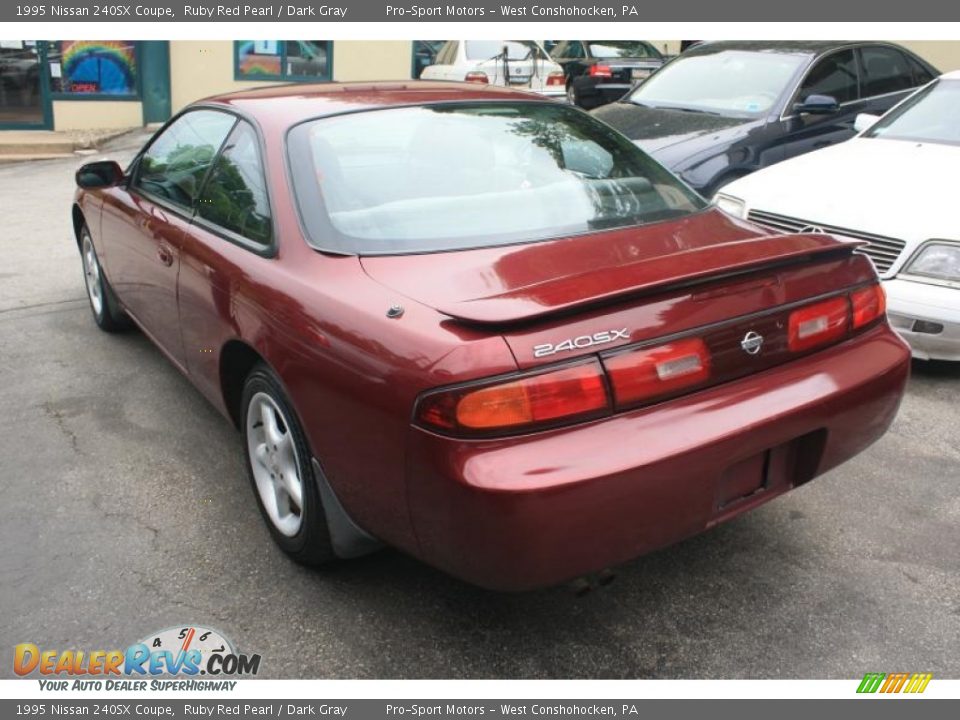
[898,41,960,72]
[52,100,143,131]
[169,40,415,112]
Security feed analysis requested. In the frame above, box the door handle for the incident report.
[157,245,174,267]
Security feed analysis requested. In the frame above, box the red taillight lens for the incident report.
[603,338,711,407]
[546,71,566,86]
[851,283,886,329]
[589,64,613,78]
[416,361,609,435]
[788,296,849,352]
[464,71,489,84]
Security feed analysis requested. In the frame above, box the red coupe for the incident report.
[73,82,909,591]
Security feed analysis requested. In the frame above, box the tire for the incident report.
[80,225,129,332]
[566,82,578,106]
[241,364,336,566]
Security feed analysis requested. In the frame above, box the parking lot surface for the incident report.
[1,132,958,679]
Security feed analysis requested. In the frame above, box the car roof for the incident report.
[684,40,864,57]
[198,81,545,125]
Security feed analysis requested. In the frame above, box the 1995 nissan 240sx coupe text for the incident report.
[73,82,910,590]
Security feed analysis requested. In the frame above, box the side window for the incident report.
[566,41,585,59]
[798,50,858,103]
[860,46,914,97]
[135,110,236,210]
[196,121,272,245]
[907,55,936,86]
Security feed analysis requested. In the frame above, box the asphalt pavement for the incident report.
[0,132,958,679]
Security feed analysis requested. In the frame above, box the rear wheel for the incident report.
[566,82,579,106]
[241,364,336,566]
[80,226,129,332]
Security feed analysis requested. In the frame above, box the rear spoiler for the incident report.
[439,233,866,326]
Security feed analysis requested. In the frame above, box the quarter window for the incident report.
[197,121,272,245]
[798,50,858,104]
[860,47,914,97]
[134,110,236,210]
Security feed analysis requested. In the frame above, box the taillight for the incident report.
[788,296,849,352]
[603,338,711,407]
[464,71,489,84]
[546,71,566,86]
[589,64,613,78]
[851,283,886,329]
[416,361,609,436]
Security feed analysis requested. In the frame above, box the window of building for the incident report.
[235,41,332,81]
[46,41,139,97]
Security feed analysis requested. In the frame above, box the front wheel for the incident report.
[80,226,129,332]
[241,365,336,566]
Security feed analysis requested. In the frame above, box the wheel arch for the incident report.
[71,204,86,249]
[219,339,267,429]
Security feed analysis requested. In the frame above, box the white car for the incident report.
[716,71,960,361]
[420,40,567,99]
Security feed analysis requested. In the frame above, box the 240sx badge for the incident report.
[533,328,630,358]
[14,625,260,690]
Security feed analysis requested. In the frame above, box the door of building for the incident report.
[0,41,52,129]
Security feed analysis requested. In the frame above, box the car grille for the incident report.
[747,209,906,275]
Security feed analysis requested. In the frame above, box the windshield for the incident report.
[863,78,960,145]
[588,41,661,59]
[464,41,544,61]
[627,49,807,116]
[287,102,706,255]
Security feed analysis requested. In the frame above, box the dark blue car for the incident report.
[592,41,939,197]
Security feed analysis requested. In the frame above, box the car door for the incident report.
[99,109,236,370]
[176,119,275,405]
[775,48,862,162]
[858,45,933,116]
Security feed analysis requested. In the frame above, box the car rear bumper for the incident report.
[405,323,910,591]
[885,278,960,361]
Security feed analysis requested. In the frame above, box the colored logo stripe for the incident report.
[857,672,932,694]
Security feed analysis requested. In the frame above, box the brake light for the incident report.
[603,338,711,407]
[850,283,886,329]
[546,71,566,86]
[416,361,608,435]
[788,296,849,352]
[589,64,613,78]
[464,71,489,84]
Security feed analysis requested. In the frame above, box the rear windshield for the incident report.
[464,41,545,61]
[588,41,662,59]
[287,102,707,255]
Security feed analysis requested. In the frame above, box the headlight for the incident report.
[904,242,960,282]
[713,194,746,219]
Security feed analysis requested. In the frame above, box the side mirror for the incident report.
[854,113,881,133]
[76,160,125,189]
[793,94,840,115]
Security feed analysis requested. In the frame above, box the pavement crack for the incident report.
[42,401,85,457]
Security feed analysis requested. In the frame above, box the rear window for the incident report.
[464,41,544,61]
[287,102,707,255]
[587,42,662,59]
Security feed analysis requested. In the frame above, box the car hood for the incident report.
[591,102,757,158]
[721,137,960,244]
[359,209,852,325]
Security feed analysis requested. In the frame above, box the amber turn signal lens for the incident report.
[850,284,886,329]
[603,338,711,407]
[416,361,609,435]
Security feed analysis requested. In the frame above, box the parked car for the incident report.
[592,41,939,197]
[72,81,909,591]
[716,72,960,362]
[420,40,566,99]
[549,40,664,108]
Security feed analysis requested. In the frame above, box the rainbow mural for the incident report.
[237,40,282,77]
[59,41,137,95]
